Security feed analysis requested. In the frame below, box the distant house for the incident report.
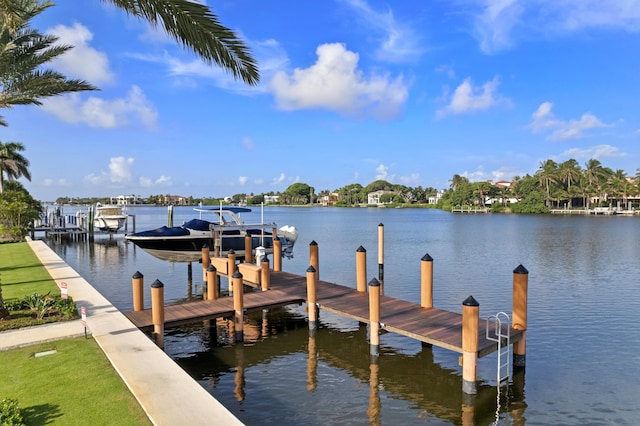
[264,195,279,204]
[110,195,136,205]
[161,195,190,206]
[428,190,445,205]
[318,192,339,206]
[368,190,394,205]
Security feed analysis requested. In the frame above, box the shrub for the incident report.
[0,398,25,426]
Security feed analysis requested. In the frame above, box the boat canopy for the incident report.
[194,206,252,214]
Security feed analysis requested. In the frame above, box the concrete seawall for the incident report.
[25,240,242,426]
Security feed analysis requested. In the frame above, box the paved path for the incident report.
[0,240,242,426]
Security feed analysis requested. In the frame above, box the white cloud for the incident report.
[42,178,70,187]
[560,144,626,160]
[41,85,158,130]
[530,102,610,140]
[139,175,172,187]
[109,157,134,184]
[437,77,507,117]
[471,0,640,54]
[270,43,408,119]
[375,164,388,180]
[241,137,255,150]
[47,22,114,85]
[272,173,286,185]
[238,176,248,185]
[342,0,423,62]
[461,166,521,182]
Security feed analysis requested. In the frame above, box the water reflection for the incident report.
[167,308,526,425]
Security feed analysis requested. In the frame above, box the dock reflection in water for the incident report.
[167,307,526,425]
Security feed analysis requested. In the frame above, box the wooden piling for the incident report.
[368,278,381,356]
[228,249,237,277]
[356,246,367,292]
[462,295,479,394]
[207,265,218,300]
[151,279,165,348]
[232,270,244,342]
[273,238,282,272]
[377,223,384,288]
[420,253,434,308]
[306,266,318,330]
[244,234,252,263]
[309,241,319,281]
[132,271,144,312]
[213,230,220,257]
[261,256,270,291]
[201,244,210,281]
[512,264,529,368]
[167,205,174,227]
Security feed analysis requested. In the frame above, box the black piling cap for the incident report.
[368,278,380,287]
[262,255,270,263]
[462,295,479,306]
[421,253,433,261]
[310,240,318,246]
[132,271,143,279]
[202,243,209,249]
[207,264,216,271]
[513,264,528,275]
[228,249,235,254]
[232,270,243,279]
[151,279,164,288]
[307,265,316,273]
[378,223,384,227]
[357,245,366,252]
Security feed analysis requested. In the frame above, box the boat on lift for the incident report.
[124,206,298,262]
[93,203,128,233]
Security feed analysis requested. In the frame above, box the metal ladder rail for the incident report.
[486,312,511,384]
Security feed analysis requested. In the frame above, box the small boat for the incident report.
[124,206,298,262]
[93,203,128,233]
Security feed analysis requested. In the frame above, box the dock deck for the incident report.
[124,270,523,358]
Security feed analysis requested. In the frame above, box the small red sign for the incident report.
[81,306,87,327]
[60,282,68,299]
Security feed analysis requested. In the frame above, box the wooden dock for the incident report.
[124,270,523,359]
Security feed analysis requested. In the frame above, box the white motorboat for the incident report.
[93,203,128,233]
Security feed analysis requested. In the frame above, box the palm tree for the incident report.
[583,159,606,207]
[536,160,558,207]
[103,0,259,86]
[0,0,97,125]
[0,141,30,193]
[558,159,582,208]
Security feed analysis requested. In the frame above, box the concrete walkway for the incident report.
[0,240,242,426]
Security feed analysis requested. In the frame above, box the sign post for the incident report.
[81,307,87,338]
[60,282,68,300]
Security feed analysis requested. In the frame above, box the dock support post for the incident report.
[378,223,384,293]
[420,254,434,308]
[306,266,318,330]
[309,241,319,281]
[462,295,479,394]
[273,238,282,272]
[228,249,237,277]
[512,264,529,369]
[213,230,220,257]
[207,265,218,300]
[261,256,270,291]
[368,278,381,356]
[201,244,210,281]
[244,234,252,263]
[151,279,165,349]
[132,271,144,311]
[356,246,367,292]
[167,205,173,227]
[232,270,244,342]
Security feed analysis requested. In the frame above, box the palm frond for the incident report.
[103,0,259,86]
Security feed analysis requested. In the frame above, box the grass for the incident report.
[0,242,60,301]
[0,338,150,425]
[0,242,73,332]
[0,242,151,425]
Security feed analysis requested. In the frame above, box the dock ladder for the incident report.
[486,311,511,384]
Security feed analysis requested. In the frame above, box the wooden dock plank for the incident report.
[124,269,523,357]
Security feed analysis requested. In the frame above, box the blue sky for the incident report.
[7,0,640,201]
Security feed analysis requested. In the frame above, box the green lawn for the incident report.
[0,338,150,425]
[0,242,60,301]
[0,242,150,425]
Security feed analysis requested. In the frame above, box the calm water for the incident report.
[44,206,640,425]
